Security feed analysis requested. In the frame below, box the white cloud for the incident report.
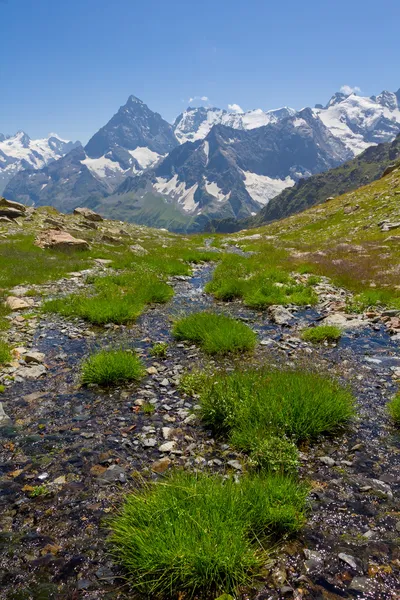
[340,85,361,96]
[188,95,209,104]
[228,103,243,113]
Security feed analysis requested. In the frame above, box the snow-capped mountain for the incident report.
[5,95,179,212]
[99,107,351,232]
[173,106,296,144]
[0,131,80,193]
[313,90,400,155]
[5,86,400,231]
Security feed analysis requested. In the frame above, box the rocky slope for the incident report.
[0,131,80,194]
[246,132,400,227]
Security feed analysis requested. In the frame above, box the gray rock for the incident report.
[24,351,45,364]
[17,365,46,379]
[101,465,127,484]
[268,305,295,326]
[348,577,375,594]
[0,403,12,427]
[319,456,335,466]
[370,478,393,499]
[159,441,176,452]
[338,553,358,570]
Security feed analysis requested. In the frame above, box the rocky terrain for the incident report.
[0,167,399,599]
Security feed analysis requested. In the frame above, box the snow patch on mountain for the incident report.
[128,147,163,169]
[205,179,231,202]
[81,155,126,179]
[154,175,199,213]
[242,171,295,205]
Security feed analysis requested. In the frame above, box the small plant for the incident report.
[110,471,308,597]
[142,402,155,415]
[81,349,144,386]
[388,394,400,425]
[29,485,50,498]
[172,312,257,355]
[301,325,342,343]
[0,340,11,365]
[150,342,168,358]
[0,384,5,393]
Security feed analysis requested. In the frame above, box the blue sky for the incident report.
[1,0,399,143]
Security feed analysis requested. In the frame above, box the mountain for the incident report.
[173,106,296,143]
[246,133,400,228]
[4,87,400,231]
[96,107,352,232]
[5,96,179,211]
[0,131,80,194]
[313,90,400,155]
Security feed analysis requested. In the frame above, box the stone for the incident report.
[24,352,45,364]
[338,553,358,570]
[100,464,127,484]
[268,305,295,326]
[146,366,158,375]
[319,456,335,466]
[348,577,375,594]
[382,164,398,177]
[322,313,366,330]
[5,296,33,311]
[160,378,170,387]
[151,457,171,473]
[162,427,173,440]
[35,229,89,251]
[0,197,26,212]
[381,222,400,232]
[130,244,148,255]
[369,478,393,499]
[159,441,176,452]
[73,207,103,221]
[227,459,242,471]
[17,365,46,379]
[0,403,12,427]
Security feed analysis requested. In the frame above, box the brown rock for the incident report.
[5,296,33,311]
[35,229,89,251]
[0,197,27,212]
[90,465,107,476]
[73,207,103,222]
[151,458,172,473]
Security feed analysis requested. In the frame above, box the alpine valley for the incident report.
[4,87,400,232]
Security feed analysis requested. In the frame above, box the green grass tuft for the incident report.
[110,471,308,598]
[172,312,257,355]
[388,394,400,425]
[150,342,168,358]
[188,368,354,443]
[301,325,342,343]
[43,272,173,325]
[0,340,11,365]
[81,349,144,386]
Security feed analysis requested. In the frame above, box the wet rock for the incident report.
[17,364,46,379]
[0,403,12,427]
[268,305,295,326]
[24,351,45,364]
[322,313,366,329]
[35,229,90,251]
[100,465,127,484]
[348,576,375,594]
[73,207,103,221]
[338,553,359,571]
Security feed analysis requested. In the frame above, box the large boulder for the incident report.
[73,207,103,222]
[35,229,90,251]
[0,197,26,219]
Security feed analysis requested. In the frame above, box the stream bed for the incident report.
[0,264,399,599]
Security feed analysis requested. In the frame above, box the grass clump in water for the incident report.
[0,340,11,365]
[172,312,257,355]
[110,471,308,598]
[206,253,318,308]
[185,369,354,443]
[388,394,400,425]
[43,272,173,325]
[81,349,144,386]
[301,325,342,343]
